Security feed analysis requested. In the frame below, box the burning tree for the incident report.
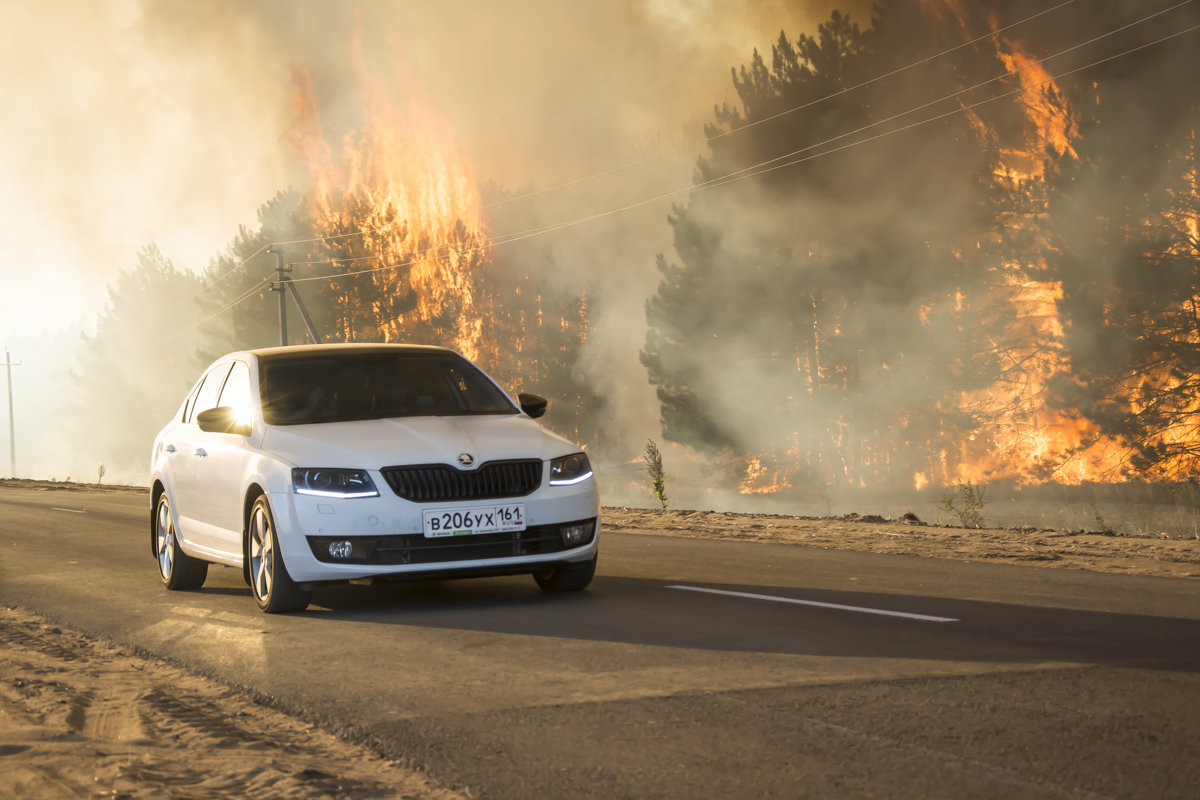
[643,0,1200,494]
[642,3,1020,493]
[1038,24,1200,480]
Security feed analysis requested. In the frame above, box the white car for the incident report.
[150,344,600,613]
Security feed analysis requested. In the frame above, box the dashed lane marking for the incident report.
[667,584,959,623]
[50,507,87,514]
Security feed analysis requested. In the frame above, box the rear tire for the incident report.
[155,493,208,590]
[247,495,311,613]
[534,554,597,592]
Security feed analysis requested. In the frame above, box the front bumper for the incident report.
[269,470,600,583]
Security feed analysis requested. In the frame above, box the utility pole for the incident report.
[289,280,323,345]
[3,349,19,479]
[266,245,322,346]
[268,245,289,346]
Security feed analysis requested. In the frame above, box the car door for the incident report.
[173,362,232,551]
[192,360,254,552]
[159,377,200,507]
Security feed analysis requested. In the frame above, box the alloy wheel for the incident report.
[156,498,174,580]
[249,504,274,602]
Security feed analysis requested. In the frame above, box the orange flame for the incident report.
[739,450,805,495]
[289,43,487,359]
[922,4,1128,486]
[993,40,1079,180]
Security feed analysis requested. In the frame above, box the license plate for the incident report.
[422,504,526,538]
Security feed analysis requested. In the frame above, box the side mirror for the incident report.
[517,393,548,419]
[196,406,250,435]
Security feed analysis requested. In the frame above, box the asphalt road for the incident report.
[2,486,1198,798]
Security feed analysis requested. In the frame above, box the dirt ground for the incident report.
[0,605,464,800]
[2,479,1197,798]
[602,506,1200,580]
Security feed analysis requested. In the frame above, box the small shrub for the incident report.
[644,439,668,511]
[938,482,987,528]
[1090,503,1116,535]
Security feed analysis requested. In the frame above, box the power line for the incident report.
[265,0,1078,251]
[269,224,404,248]
[135,278,271,353]
[685,0,1196,193]
[140,243,270,331]
[470,1,1200,248]
[710,22,1200,191]
[283,13,1199,289]
[267,0,1185,261]
[122,0,1186,344]
[479,0,1082,211]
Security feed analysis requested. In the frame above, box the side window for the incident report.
[188,364,233,424]
[181,382,201,423]
[216,361,253,425]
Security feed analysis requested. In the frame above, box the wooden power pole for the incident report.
[2,349,19,478]
[266,245,322,346]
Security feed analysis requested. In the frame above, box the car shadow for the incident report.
[283,574,1200,673]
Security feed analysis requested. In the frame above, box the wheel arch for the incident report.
[150,480,167,558]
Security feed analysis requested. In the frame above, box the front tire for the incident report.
[155,493,208,590]
[248,495,311,613]
[534,554,597,592]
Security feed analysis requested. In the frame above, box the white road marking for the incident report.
[50,507,87,514]
[667,585,959,623]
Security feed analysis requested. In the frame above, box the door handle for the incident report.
[165,444,176,453]
[195,448,208,458]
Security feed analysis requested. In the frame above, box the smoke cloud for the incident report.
[12,0,1192,538]
[1,0,855,484]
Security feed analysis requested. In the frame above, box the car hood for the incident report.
[259,414,577,469]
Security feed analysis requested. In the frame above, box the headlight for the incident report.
[292,468,380,498]
[549,453,593,486]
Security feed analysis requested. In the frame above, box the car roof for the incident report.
[246,343,459,361]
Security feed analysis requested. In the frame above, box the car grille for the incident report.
[306,519,595,565]
[380,459,543,502]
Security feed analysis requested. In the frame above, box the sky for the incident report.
[0,0,855,481]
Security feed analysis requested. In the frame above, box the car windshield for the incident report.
[259,351,516,425]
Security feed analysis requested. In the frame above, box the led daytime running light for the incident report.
[294,487,380,499]
[549,471,594,486]
[292,468,379,498]
[549,453,593,486]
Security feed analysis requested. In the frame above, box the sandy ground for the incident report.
[602,506,1200,580]
[2,479,1197,798]
[0,603,465,799]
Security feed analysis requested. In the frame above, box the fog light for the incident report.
[327,540,354,560]
[560,522,593,546]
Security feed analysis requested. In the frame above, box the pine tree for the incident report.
[641,2,1019,491]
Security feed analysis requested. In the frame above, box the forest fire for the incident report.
[25,0,1197,509]
[289,54,488,359]
[729,2,1200,496]
[949,24,1119,487]
[271,5,1197,503]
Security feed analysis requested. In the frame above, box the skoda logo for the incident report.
[457,453,475,467]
